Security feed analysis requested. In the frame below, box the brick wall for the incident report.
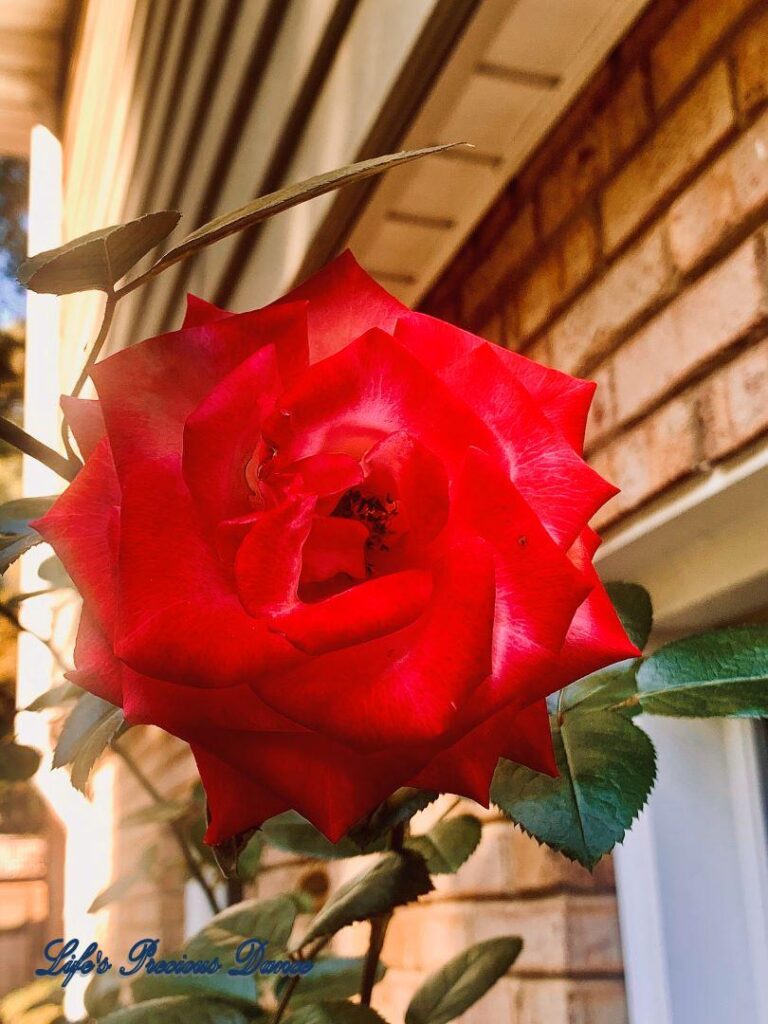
[423,0,768,530]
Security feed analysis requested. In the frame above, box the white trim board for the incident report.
[600,440,768,1024]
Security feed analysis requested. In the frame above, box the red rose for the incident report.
[35,253,636,843]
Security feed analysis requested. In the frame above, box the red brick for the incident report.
[588,446,621,530]
[585,361,617,450]
[427,823,615,901]
[502,297,521,350]
[462,203,536,321]
[602,63,735,251]
[651,0,756,107]
[548,226,673,374]
[562,211,601,297]
[603,67,653,161]
[668,109,768,270]
[539,119,613,237]
[381,894,623,974]
[733,6,768,113]
[519,249,562,338]
[525,334,552,365]
[699,336,768,459]
[600,395,699,516]
[478,312,504,346]
[505,978,628,1024]
[612,237,766,423]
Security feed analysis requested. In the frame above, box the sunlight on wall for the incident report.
[15,125,115,1019]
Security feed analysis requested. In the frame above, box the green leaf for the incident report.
[84,969,122,1018]
[276,956,385,1007]
[637,627,768,717]
[347,788,438,851]
[52,692,125,792]
[18,211,181,294]
[99,996,254,1024]
[26,681,83,711]
[262,811,374,860]
[0,740,41,781]
[236,830,264,880]
[185,895,298,960]
[406,815,482,874]
[210,827,264,880]
[131,966,256,1008]
[0,529,43,574]
[37,555,74,589]
[0,495,57,534]
[558,659,640,716]
[605,582,652,651]
[88,871,141,914]
[405,937,523,1024]
[0,494,53,574]
[148,146,462,277]
[299,850,433,948]
[286,1004,387,1024]
[491,711,656,869]
[88,846,157,913]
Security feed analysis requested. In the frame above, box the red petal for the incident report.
[270,568,431,656]
[264,328,504,477]
[394,312,595,451]
[300,516,368,584]
[497,349,596,452]
[182,344,283,531]
[554,529,641,681]
[65,605,123,705]
[440,345,616,549]
[457,448,590,666]
[362,431,449,547]
[60,396,106,460]
[92,302,308,468]
[410,700,556,802]
[234,497,315,615]
[288,452,363,498]
[393,311,482,372]
[277,250,407,364]
[182,293,232,329]
[113,455,302,687]
[32,437,120,637]
[194,747,289,844]
[258,535,495,748]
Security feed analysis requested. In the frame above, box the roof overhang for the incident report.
[341,0,653,306]
[0,0,75,157]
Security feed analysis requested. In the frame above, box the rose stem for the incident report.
[271,935,332,1024]
[60,289,119,459]
[360,821,406,1006]
[112,740,222,915]
[226,876,244,906]
[69,290,117,400]
[0,415,80,481]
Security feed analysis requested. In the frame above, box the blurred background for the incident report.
[0,1,767,1022]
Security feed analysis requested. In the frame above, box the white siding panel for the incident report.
[225,0,438,311]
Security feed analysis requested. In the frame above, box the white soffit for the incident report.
[347,0,652,307]
[0,0,72,157]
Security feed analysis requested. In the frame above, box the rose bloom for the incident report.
[35,253,637,843]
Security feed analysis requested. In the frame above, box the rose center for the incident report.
[332,488,399,566]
